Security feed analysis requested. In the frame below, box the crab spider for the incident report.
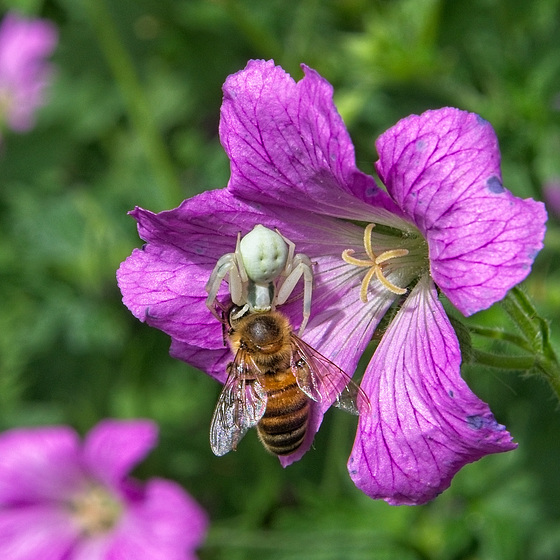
[205,225,314,334]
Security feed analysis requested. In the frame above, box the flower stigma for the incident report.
[342,223,426,303]
[68,483,123,536]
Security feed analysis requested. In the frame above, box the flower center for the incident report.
[69,483,123,536]
[342,223,427,303]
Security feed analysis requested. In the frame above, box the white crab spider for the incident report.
[205,225,314,334]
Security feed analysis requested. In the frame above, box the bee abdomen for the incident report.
[257,380,309,456]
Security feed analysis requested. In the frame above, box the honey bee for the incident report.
[210,307,367,456]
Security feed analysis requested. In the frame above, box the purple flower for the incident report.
[0,12,57,133]
[117,60,547,504]
[0,419,208,559]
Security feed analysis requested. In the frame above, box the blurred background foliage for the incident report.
[1,0,560,558]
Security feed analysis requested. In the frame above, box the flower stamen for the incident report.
[342,224,409,302]
[69,484,123,536]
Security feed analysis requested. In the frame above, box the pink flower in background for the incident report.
[0,419,208,559]
[0,12,57,133]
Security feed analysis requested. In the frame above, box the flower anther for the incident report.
[342,223,409,301]
[69,484,122,536]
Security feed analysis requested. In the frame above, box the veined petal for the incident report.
[117,243,221,350]
[375,108,546,315]
[169,339,231,383]
[0,505,77,560]
[221,59,402,222]
[0,427,82,504]
[82,420,158,486]
[348,275,516,505]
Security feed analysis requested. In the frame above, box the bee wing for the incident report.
[210,354,267,456]
[290,335,368,416]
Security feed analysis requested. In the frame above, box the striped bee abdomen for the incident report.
[257,370,310,456]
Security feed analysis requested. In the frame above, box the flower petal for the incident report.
[0,505,77,560]
[0,426,82,504]
[105,479,207,560]
[169,339,231,382]
[375,108,547,315]
[348,275,516,505]
[222,59,402,222]
[0,13,57,131]
[82,419,158,486]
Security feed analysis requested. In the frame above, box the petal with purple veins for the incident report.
[375,108,547,315]
[348,274,516,505]
[222,59,401,221]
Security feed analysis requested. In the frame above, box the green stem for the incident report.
[499,286,560,402]
[471,350,535,371]
[468,325,532,353]
[534,357,560,401]
[501,286,545,353]
[84,0,183,209]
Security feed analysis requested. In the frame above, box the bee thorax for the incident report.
[245,314,289,352]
